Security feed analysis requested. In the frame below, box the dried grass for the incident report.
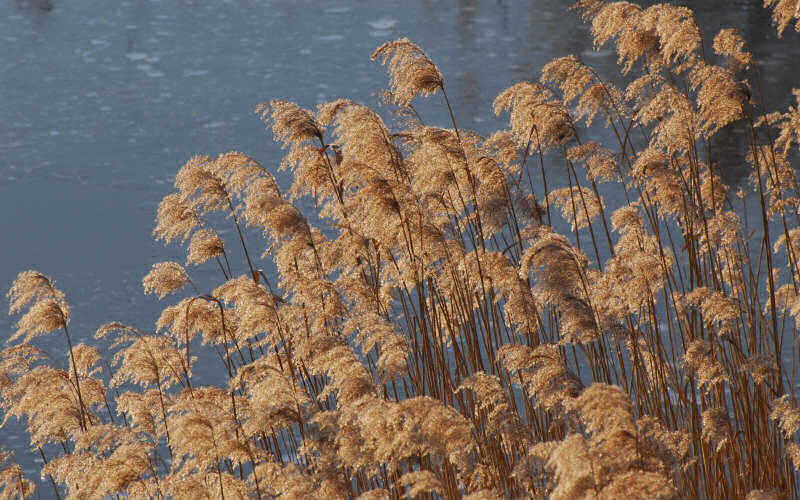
[4,1,800,498]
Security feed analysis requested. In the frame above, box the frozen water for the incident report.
[315,34,345,41]
[125,51,148,61]
[367,18,397,30]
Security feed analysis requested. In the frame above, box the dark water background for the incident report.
[1,0,799,495]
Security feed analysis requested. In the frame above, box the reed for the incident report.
[3,1,800,498]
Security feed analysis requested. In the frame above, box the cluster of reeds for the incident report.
[3,0,800,498]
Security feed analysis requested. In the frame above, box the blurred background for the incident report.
[1,0,799,495]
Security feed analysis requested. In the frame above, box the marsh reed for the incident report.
[4,1,800,498]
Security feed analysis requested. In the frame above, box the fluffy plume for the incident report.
[142,262,191,299]
[186,229,225,266]
[545,385,677,500]
[771,395,800,438]
[257,100,323,146]
[494,81,574,150]
[701,407,732,452]
[713,28,752,72]
[690,61,749,136]
[547,186,604,231]
[497,344,581,410]
[153,192,198,244]
[371,38,444,106]
[399,470,443,497]
[7,271,69,344]
[683,338,727,390]
[764,0,800,37]
[0,451,34,500]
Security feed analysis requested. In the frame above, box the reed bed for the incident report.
[3,1,800,498]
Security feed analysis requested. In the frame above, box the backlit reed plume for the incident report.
[0,450,34,499]
[371,38,444,106]
[764,0,800,37]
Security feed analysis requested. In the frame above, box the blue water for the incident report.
[2,0,799,496]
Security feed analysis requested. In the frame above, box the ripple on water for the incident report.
[125,51,148,61]
[315,34,345,41]
[581,48,613,58]
[367,18,397,30]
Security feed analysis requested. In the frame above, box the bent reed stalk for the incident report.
[4,1,800,498]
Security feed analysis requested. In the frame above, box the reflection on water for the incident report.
[12,0,52,11]
[1,0,799,495]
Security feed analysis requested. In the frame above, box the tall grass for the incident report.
[3,1,800,498]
